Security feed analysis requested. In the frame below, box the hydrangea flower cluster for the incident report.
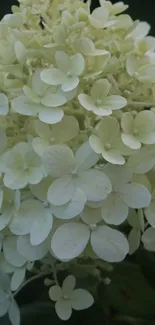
[0,0,155,322]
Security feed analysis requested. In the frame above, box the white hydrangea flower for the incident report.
[101,164,151,225]
[40,51,85,92]
[32,116,79,156]
[0,271,20,325]
[11,69,68,124]
[89,117,131,165]
[88,1,117,29]
[1,142,44,189]
[42,141,112,205]
[126,54,155,82]
[121,111,155,149]
[49,275,94,320]
[51,207,129,262]
[78,79,127,116]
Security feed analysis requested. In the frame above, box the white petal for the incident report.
[62,76,79,92]
[120,183,151,208]
[55,51,71,73]
[103,95,127,110]
[8,299,20,325]
[75,141,99,172]
[89,7,109,29]
[0,93,9,115]
[121,112,134,133]
[121,133,141,149]
[141,227,155,251]
[11,268,25,291]
[39,107,64,124]
[55,299,72,321]
[3,236,26,267]
[145,201,155,228]
[63,275,76,295]
[103,163,132,188]
[78,94,95,112]
[40,68,65,85]
[77,169,112,201]
[0,297,10,316]
[70,289,94,310]
[41,93,66,107]
[47,176,75,206]
[51,189,86,219]
[3,171,28,190]
[51,222,90,260]
[102,149,125,165]
[9,199,44,235]
[30,209,53,245]
[30,177,52,202]
[101,193,128,225]
[49,285,63,301]
[128,228,141,255]
[71,53,85,76]
[17,235,48,261]
[32,137,49,156]
[91,225,129,262]
[138,131,155,145]
[42,145,74,177]
[128,146,155,174]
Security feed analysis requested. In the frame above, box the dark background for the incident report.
[0,0,155,35]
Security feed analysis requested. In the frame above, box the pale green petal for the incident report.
[32,69,48,95]
[134,111,155,133]
[63,275,76,295]
[40,68,65,86]
[80,206,102,225]
[0,93,9,115]
[90,79,111,100]
[47,176,75,206]
[75,141,99,172]
[137,64,155,82]
[34,120,51,138]
[78,94,96,111]
[23,86,40,103]
[121,112,134,133]
[49,285,63,301]
[95,117,120,142]
[12,95,42,116]
[41,92,66,107]
[103,163,132,188]
[3,171,28,190]
[89,135,105,154]
[27,168,43,185]
[51,116,79,142]
[77,169,112,201]
[17,235,48,261]
[62,76,79,92]
[91,225,129,262]
[120,183,151,208]
[74,37,109,56]
[141,227,155,251]
[70,289,94,310]
[128,228,141,255]
[71,53,85,76]
[0,206,12,231]
[138,131,155,145]
[103,95,127,110]
[38,107,64,124]
[8,300,20,325]
[121,133,141,149]
[51,189,86,219]
[30,177,52,202]
[101,193,128,225]
[32,137,50,156]
[55,299,72,321]
[51,222,90,260]
[93,106,112,116]
[42,145,74,177]
[89,7,109,29]
[102,148,125,165]
[55,51,71,73]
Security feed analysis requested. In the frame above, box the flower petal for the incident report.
[0,93,9,115]
[3,236,26,267]
[101,193,128,225]
[121,133,141,149]
[39,107,64,124]
[12,95,42,116]
[62,76,79,92]
[17,235,48,261]
[70,289,94,310]
[63,275,76,295]
[120,183,151,208]
[30,209,53,245]
[40,68,65,85]
[75,141,99,172]
[55,299,72,321]
[49,285,63,301]
[91,225,129,262]
[51,222,90,260]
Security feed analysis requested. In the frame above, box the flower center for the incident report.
[89,224,97,231]
[50,137,56,143]
[105,143,111,150]
[95,99,102,107]
[63,294,69,300]
[133,128,139,136]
